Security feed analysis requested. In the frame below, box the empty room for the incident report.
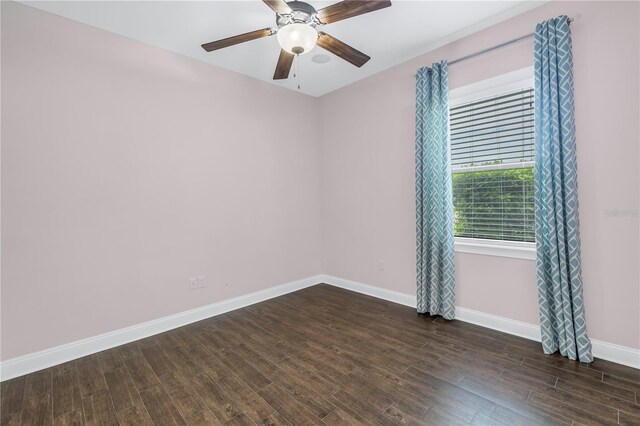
[1,0,639,424]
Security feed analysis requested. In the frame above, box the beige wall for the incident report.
[1,2,322,360]
[320,1,640,349]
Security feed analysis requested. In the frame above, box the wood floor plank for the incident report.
[523,354,604,380]
[4,284,639,426]
[269,370,336,420]
[377,403,425,425]
[76,357,108,397]
[230,344,279,380]
[122,354,160,392]
[382,344,440,372]
[342,369,403,411]
[275,357,341,397]
[523,356,636,402]
[257,384,322,426]
[619,410,640,426]
[500,362,559,389]
[52,371,82,418]
[487,404,572,426]
[325,345,390,379]
[190,373,241,423]
[420,332,470,358]
[528,385,619,425]
[285,342,355,377]
[458,376,571,425]
[320,408,358,425]
[158,371,207,422]
[366,322,432,349]
[259,412,292,426]
[118,342,143,360]
[0,376,26,423]
[21,392,53,426]
[184,409,223,426]
[603,373,640,396]
[81,389,119,425]
[141,346,175,378]
[117,404,153,426]
[556,377,640,416]
[97,348,125,373]
[420,353,504,385]
[23,369,52,400]
[166,328,201,351]
[188,346,231,381]
[52,362,76,378]
[329,389,390,424]
[365,373,431,420]
[254,340,296,365]
[163,345,204,379]
[2,412,22,425]
[139,384,186,425]
[216,348,271,392]
[222,412,255,426]
[420,405,469,425]
[588,358,640,384]
[104,366,142,413]
[399,366,495,422]
[192,330,232,356]
[54,409,85,426]
[216,372,275,424]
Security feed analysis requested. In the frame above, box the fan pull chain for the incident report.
[294,54,301,91]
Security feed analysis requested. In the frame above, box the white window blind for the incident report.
[450,87,535,243]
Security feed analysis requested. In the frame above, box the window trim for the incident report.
[455,237,536,260]
[449,66,534,108]
[450,67,536,260]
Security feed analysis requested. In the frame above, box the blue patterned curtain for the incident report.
[534,16,592,362]
[415,61,455,319]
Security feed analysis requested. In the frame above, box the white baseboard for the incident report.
[591,339,640,369]
[319,274,640,369]
[454,306,542,342]
[0,275,322,381]
[2,274,638,380]
[319,274,417,308]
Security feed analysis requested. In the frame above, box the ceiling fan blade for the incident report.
[316,32,370,67]
[316,0,391,24]
[201,27,273,52]
[273,49,295,80]
[263,0,291,14]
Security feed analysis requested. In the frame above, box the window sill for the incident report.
[454,237,536,260]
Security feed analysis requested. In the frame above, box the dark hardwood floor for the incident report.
[1,284,639,425]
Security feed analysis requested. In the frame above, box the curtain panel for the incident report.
[415,61,456,319]
[534,16,592,362]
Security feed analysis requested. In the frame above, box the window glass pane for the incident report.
[450,86,535,243]
[452,167,535,242]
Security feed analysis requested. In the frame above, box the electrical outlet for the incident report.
[198,276,205,289]
[378,260,385,271]
[189,278,197,291]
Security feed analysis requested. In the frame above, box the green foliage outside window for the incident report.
[452,166,535,242]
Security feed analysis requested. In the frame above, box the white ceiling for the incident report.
[20,1,545,97]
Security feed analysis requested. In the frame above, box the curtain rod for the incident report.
[414,17,573,76]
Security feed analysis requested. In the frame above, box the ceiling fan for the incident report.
[201,0,392,80]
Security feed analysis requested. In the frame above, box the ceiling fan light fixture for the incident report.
[277,23,317,55]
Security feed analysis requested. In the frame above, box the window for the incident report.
[449,68,536,259]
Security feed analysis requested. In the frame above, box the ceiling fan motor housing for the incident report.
[276,1,318,27]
